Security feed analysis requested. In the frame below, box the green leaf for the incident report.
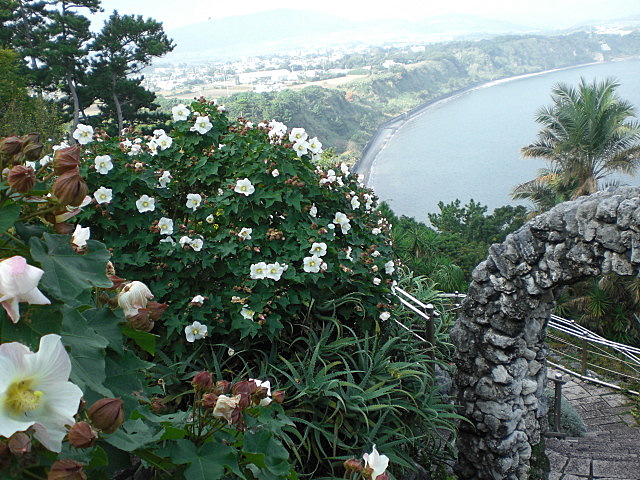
[84,307,124,355]
[30,233,112,302]
[0,204,20,234]
[88,446,109,468]
[243,429,292,477]
[121,325,156,355]
[61,305,111,397]
[104,418,163,452]
[170,439,240,480]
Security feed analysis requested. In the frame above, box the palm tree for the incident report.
[512,77,640,212]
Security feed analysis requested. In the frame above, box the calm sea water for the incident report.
[368,59,640,222]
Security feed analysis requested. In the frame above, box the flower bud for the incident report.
[53,168,87,207]
[87,398,125,434]
[7,165,35,193]
[343,458,363,473]
[8,432,31,455]
[68,422,97,449]
[202,392,218,409]
[48,459,87,480]
[150,397,165,414]
[118,281,153,318]
[0,136,22,155]
[214,380,231,395]
[21,132,41,146]
[53,222,75,235]
[23,142,44,161]
[375,473,390,480]
[271,390,286,404]
[53,145,81,175]
[192,371,213,391]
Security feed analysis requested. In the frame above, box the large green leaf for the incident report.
[243,429,292,478]
[170,439,241,480]
[0,204,20,234]
[30,233,112,303]
[61,305,111,397]
[0,303,62,348]
[104,418,163,452]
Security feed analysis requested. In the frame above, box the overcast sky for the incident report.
[92,0,640,31]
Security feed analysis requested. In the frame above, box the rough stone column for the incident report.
[451,186,640,479]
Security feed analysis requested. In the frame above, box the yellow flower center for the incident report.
[309,261,316,267]
[256,268,263,274]
[100,194,107,200]
[143,201,149,207]
[199,122,206,128]
[5,380,43,415]
[192,328,199,335]
[241,186,247,191]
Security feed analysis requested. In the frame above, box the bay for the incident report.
[366,59,640,222]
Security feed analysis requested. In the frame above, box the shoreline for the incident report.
[352,61,605,184]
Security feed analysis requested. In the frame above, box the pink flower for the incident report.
[0,256,50,323]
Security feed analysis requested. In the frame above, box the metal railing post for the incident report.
[581,337,588,375]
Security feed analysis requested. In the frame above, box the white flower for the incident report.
[72,124,93,145]
[158,217,174,235]
[0,256,50,323]
[185,321,207,342]
[39,155,51,167]
[217,105,225,112]
[0,334,83,452]
[158,170,172,188]
[186,193,202,211]
[340,162,350,177]
[373,277,381,286]
[136,195,155,213]
[251,378,273,406]
[371,250,381,257]
[241,306,255,320]
[345,247,354,261]
[379,312,391,321]
[156,134,173,150]
[250,262,268,280]
[289,128,308,143]
[372,228,382,235]
[94,155,113,175]
[271,169,280,177]
[351,196,360,209]
[172,104,190,121]
[128,144,142,156]
[238,227,252,241]
[333,212,351,234]
[153,128,166,137]
[117,280,153,318]
[179,236,192,248]
[93,186,112,204]
[265,262,285,281]
[71,224,90,248]
[234,178,255,196]
[213,394,240,424]
[293,140,309,157]
[385,260,395,275]
[308,137,322,154]
[309,242,327,257]
[160,237,176,246]
[190,116,213,134]
[205,214,215,224]
[190,238,204,252]
[303,255,322,273]
[268,120,287,138]
[363,445,390,479]
[191,295,205,304]
[309,204,317,217]
[364,194,374,210]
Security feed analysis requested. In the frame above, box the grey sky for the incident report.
[92,0,639,31]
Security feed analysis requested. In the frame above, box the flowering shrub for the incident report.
[0,133,298,478]
[79,99,397,346]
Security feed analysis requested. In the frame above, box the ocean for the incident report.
[366,59,640,222]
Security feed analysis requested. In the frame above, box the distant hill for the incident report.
[163,9,532,62]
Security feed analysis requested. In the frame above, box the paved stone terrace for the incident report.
[545,371,640,480]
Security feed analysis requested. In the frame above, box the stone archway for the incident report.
[451,186,640,479]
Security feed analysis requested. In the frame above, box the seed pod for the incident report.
[87,398,125,434]
[67,422,97,449]
[8,432,31,455]
[7,165,35,193]
[192,371,213,391]
[52,168,87,206]
[48,459,87,480]
[53,145,81,175]
[0,136,22,155]
[23,142,44,161]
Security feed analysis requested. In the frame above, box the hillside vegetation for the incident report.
[220,32,640,158]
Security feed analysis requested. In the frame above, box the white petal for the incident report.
[23,334,72,385]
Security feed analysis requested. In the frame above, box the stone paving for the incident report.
[545,371,640,480]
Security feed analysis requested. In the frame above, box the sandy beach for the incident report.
[352,62,601,183]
